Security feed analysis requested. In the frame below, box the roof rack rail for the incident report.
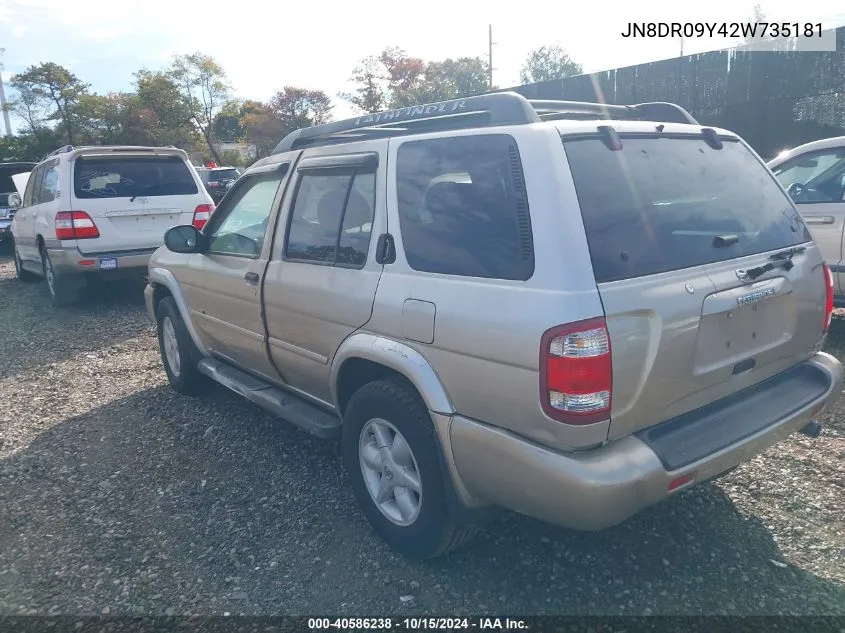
[271,92,699,154]
[43,145,75,160]
[528,100,698,125]
[273,92,539,153]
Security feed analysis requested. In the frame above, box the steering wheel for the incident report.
[787,182,806,200]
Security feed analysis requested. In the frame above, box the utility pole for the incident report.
[488,24,495,89]
[0,70,11,137]
[0,48,10,137]
[680,37,684,57]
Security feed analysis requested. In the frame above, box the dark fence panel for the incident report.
[508,27,845,159]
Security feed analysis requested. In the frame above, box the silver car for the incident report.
[145,92,843,558]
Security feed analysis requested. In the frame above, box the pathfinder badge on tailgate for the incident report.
[737,287,775,307]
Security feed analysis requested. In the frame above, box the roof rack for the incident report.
[43,145,75,160]
[272,92,699,153]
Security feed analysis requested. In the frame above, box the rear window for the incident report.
[562,135,811,283]
[210,169,239,182]
[74,155,198,199]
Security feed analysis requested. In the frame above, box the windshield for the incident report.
[73,155,198,199]
[562,135,811,283]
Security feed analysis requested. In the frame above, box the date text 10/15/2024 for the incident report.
[308,617,528,630]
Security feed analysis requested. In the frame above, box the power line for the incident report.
[488,24,496,89]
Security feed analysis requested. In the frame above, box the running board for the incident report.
[197,358,341,440]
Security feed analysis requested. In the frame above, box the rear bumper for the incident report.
[448,351,843,531]
[47,246,156,277]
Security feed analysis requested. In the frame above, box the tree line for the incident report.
[0,45,581,165]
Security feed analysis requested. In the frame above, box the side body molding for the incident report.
[330,332,455,414]
[147,267,211,357]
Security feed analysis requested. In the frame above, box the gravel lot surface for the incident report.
[1,250,844,617]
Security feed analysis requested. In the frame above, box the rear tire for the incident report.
[156,296,206,395]
[41,248,80,307]
[342,377,478,559]
[13,244,38,282]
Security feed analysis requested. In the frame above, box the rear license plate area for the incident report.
[695,290,795,374]
[99,257,118,270]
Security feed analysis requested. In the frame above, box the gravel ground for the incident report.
[1,250,844,617]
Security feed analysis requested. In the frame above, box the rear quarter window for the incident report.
[562,135,811,283]
[395,134,534,281]
[74,155,198,199]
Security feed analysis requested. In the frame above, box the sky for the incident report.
[0,0,844,127]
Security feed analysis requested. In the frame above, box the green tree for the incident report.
[10,62,89,143]
[519,45,582,84]
[168,53,231,162]
[268,86,332,130]
[342,55,387,114]
[0,129,62,161]
[134,70,200,148]
[212,99,244,141]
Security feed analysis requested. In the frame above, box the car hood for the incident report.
[11,172,30,196]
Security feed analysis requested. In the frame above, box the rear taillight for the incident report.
[540,317,612,425]
[55,211,99,240]
[823,262,834,333]
[192,204,215,230]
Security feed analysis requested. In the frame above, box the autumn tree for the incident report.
[239,101,284,158]
[168,53,231,162]
[344,48,489,113]
[269,87,332,130]
[10,62,89,143]
[519,45,582,84]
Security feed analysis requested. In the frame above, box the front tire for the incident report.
[342,377,478,559]
[13,244,38,282]
[156,296,206,395]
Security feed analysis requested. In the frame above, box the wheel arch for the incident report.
[147,267,210,357]
[331,333,455,417]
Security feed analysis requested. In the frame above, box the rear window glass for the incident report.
[209,169,239,182]
[74,155,198,199]
[562,135,810,283]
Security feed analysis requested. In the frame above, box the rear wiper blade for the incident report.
[769,246,806,260]
[744,246,807,280]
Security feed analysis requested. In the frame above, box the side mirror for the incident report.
[8,193,21,208]
[164,225,206,253]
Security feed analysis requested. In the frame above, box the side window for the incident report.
[773,150,845,203]
[23,165,43,207]
[206,172,284,257]
[285,169,376,268]
[395,134,534,280]
[37,160,59,204]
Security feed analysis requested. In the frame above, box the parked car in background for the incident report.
[768,137,845,304]
[11,145,215,306]
[146,92,842,559]
[0,162,36,248]
[195,165,241,204]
